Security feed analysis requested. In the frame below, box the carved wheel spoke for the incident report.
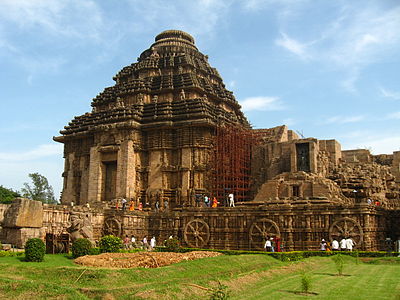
[329,217,363,246]
[103,218,122,237]
[249,218,280,250]
[184,219,210,248]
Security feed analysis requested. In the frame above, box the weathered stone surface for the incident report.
[3,227,44,248]
[3,198,43,228]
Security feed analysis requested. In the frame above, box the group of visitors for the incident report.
[123,235,156,250]
[264,236,282,252]
[320,237,355,251]
[199,193,235,208]
[114,192,238,211]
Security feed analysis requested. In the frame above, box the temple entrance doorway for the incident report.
[103,161,117,201]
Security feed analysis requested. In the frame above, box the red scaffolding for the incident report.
[211,125,256,203]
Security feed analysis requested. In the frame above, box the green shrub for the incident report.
[300,270,312,293]
[0,251,24,257]
[209,281,230,300]
[164,238,181,252]
[89,247,101,255]
[332,254,344,275]
[99,235,122,253]
[24,238,45,262]
[72,238,93,258]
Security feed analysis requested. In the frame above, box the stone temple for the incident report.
[1,30,399,251]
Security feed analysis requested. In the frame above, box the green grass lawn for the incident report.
[0,253,399,299]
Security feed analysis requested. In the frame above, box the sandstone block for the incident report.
[2,198,43,228]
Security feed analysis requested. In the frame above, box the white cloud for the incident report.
[380,87,400,100]
[270,3,400,92]
[275,32,310,60]
[324,115,365,124]
[0,0,105,41]
[239,96,285,112]
[343,135,400,155]
[0,144,63,162]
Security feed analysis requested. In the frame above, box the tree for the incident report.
[0,185,20,204]
[21,173,57,204]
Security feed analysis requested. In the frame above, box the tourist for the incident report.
[228,193,235,207]
[332,238,339,251]
[129,199,135,211]
[122,198,127,210]
[124,235,130,249]
[212,197,218,208]
[340,237,347,251]
[275,236,282,252]
[138,202,143,211]
[164,199,169,210]
[270,237,275,252]
[320,239,327,251]
[115,199,119,210]
[155,200,160,212]
[204,195,209,207]
[346,237,355,251]
[143,236,148,250]
[150,236,156,250]
[264,236,272,252]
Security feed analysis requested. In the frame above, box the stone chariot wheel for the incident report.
[249,218,280,250]
[329,217,363,245]
[103,217,122,237]
[184,219,210,248]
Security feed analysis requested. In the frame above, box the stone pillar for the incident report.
[61,153,75,205]
[180,148,192,205]
[87,146,102,203]
[117,140,136,199]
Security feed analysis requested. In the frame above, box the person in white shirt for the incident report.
[228,193,235,207]
[346,237,355,251]
[340,238,347,251]
[150,237,156,250]
[264,237,272,252]
[332,239,339,251]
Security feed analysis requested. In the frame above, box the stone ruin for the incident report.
[1,30,399,251]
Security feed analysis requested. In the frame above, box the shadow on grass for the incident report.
[314,272,352,277]
[280,290,319,296]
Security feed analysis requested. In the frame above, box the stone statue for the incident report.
[116,97,124,108]
[180,89,186,100]
[67,212,93,243]
[137,93,144,105]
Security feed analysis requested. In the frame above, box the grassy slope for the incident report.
[0,254,399,299]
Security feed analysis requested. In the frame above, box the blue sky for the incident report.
[0,0,399,199]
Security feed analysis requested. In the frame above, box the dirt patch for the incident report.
[74,251,222,269]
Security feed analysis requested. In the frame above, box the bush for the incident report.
[332,254,344,275]
[72,238,92,258]
[99,235,122,253]
[209,281,230,300]
[89,247,101,255]
[164,238,181,252]
[0,251,24,257]
[300,270,312,293]
[24,238,45,262]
